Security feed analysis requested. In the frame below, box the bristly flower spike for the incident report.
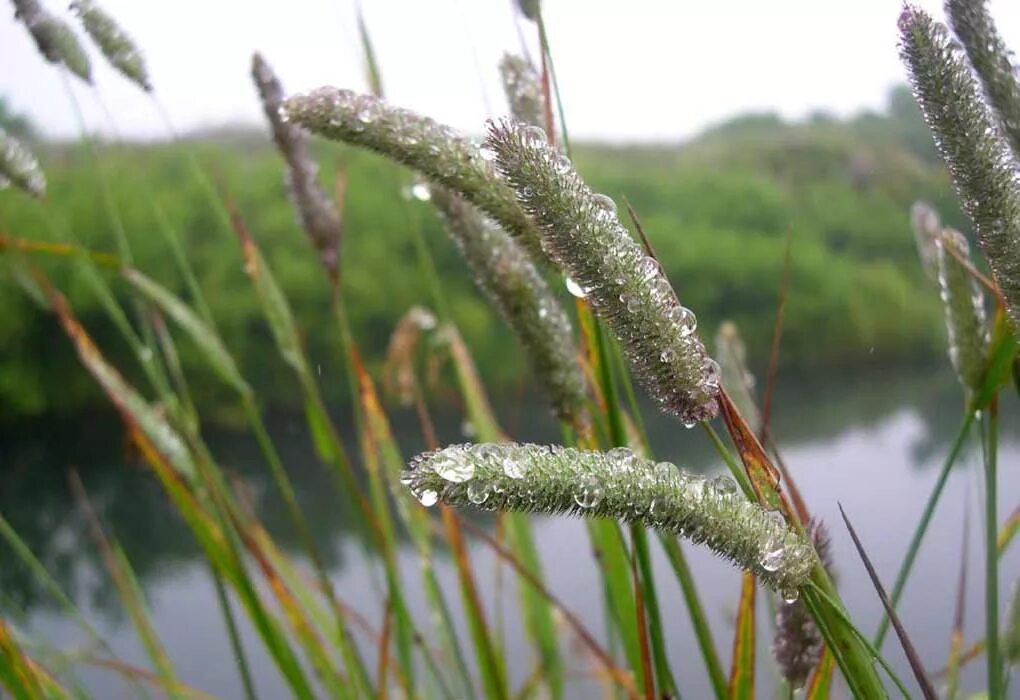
[485,119,721,425]
[946,0,1020,160]
[13,0,92,83]
[403,443,815,594]
[0,127,46,198]
[910,200,941,282]
[252,54,344,284]
[936,228,989,392]
[899,5,1020,334]
[430,186,588,426]
[773,520,832,689]
[499,54,544,130]
[70,0,151,92]
[281,88,546,262]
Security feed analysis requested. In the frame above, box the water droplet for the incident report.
[764,510,786,530]
[418,489,439,507]
[565,276,587,298]
[619,292,641,313]
[553,153,572,175]
[573,475,602,508]
[666,306,697,336]
[711,475,737,497]
[654,461,676,483]
[432,450,474,483]
[649,277,673,303]
[399,472,413,486]
[467,480,490,505]
[522,125,547,144]
[781,588,800,604]
[277,105,290,124]
[638,256,660,281]
[592,193,617,214]
[649,497,669,520]
[410,182,431,201]
[760,539,785,572]
[660,348,677,364]
[503,454,527,479]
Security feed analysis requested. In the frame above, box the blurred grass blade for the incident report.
[69,471,182,697]
[945,506,970,700]
[628,546,655,700]
[726,572,757,699]
[999,505,1020,555]
[0,619,69,700]
[838,504,937,699]
[440,506,509,700]
[0,231,120,267]
[123,267,250,396]
[456,515,638,697]
[875,409,975,647]
[659,537,726,698]
[356,3,384,98]
[804,648,835,699]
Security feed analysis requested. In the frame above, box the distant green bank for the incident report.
[0,88,971,421]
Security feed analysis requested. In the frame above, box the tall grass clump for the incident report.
[1,1,1019,699]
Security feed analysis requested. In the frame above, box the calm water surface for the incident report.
[2,366,1017,698]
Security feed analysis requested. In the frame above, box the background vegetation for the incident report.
[0,86,969,421]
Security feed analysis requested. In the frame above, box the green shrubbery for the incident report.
[0,89,967,420]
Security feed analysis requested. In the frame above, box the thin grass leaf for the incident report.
[998,505,1020,556]
[628,545,655,700]
[68,471,182,698]
[658,537,726,698]
[0,618,69,700]
[123,268,250,395]
[727,571,757,700]
[838,504,937,699]
[946,507,971,700]
[355,4,384,99]
[804,649,835,700]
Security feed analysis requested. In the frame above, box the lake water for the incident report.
[1,366,1018,698]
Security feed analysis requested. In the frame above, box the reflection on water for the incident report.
[1,366,1017,697]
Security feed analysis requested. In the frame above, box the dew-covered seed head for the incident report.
[0,127,46,198]
[402,442,815,592]
[282,88,547,262]
[485,119,721,425]
[15,4,93,83]
[430,187,588,426]
[70,0,150,91]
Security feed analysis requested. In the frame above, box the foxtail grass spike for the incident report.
[0,127,46,198]
[899,6,1020,334]
[281,88,546,262]
[252,54,344,283]
[13,0,92,83]
[773,519,831,689]
[70,0,151,91]
[946,0,1020,159]
[430,186,588,424]
[936,228,989,392]
[715,321,759,431]
[403,443,815,593]
[499,54,544,129]
[485,119,720,425]
[910,200,941,282]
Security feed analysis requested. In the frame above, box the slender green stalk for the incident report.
[207,565,259,700]
[875,410,975,647]
[983,403,1001,699]
[658,536,726,699]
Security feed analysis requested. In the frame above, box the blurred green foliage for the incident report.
[0,87,973,421]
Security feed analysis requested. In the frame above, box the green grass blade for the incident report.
[658,536,726,698]
[982,403,1002,700]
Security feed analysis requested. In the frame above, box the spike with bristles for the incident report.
[70,0,151,91]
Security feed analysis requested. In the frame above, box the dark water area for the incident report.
[1,365,1018,698]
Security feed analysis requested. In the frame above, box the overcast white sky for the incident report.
[2,0,1019,142]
